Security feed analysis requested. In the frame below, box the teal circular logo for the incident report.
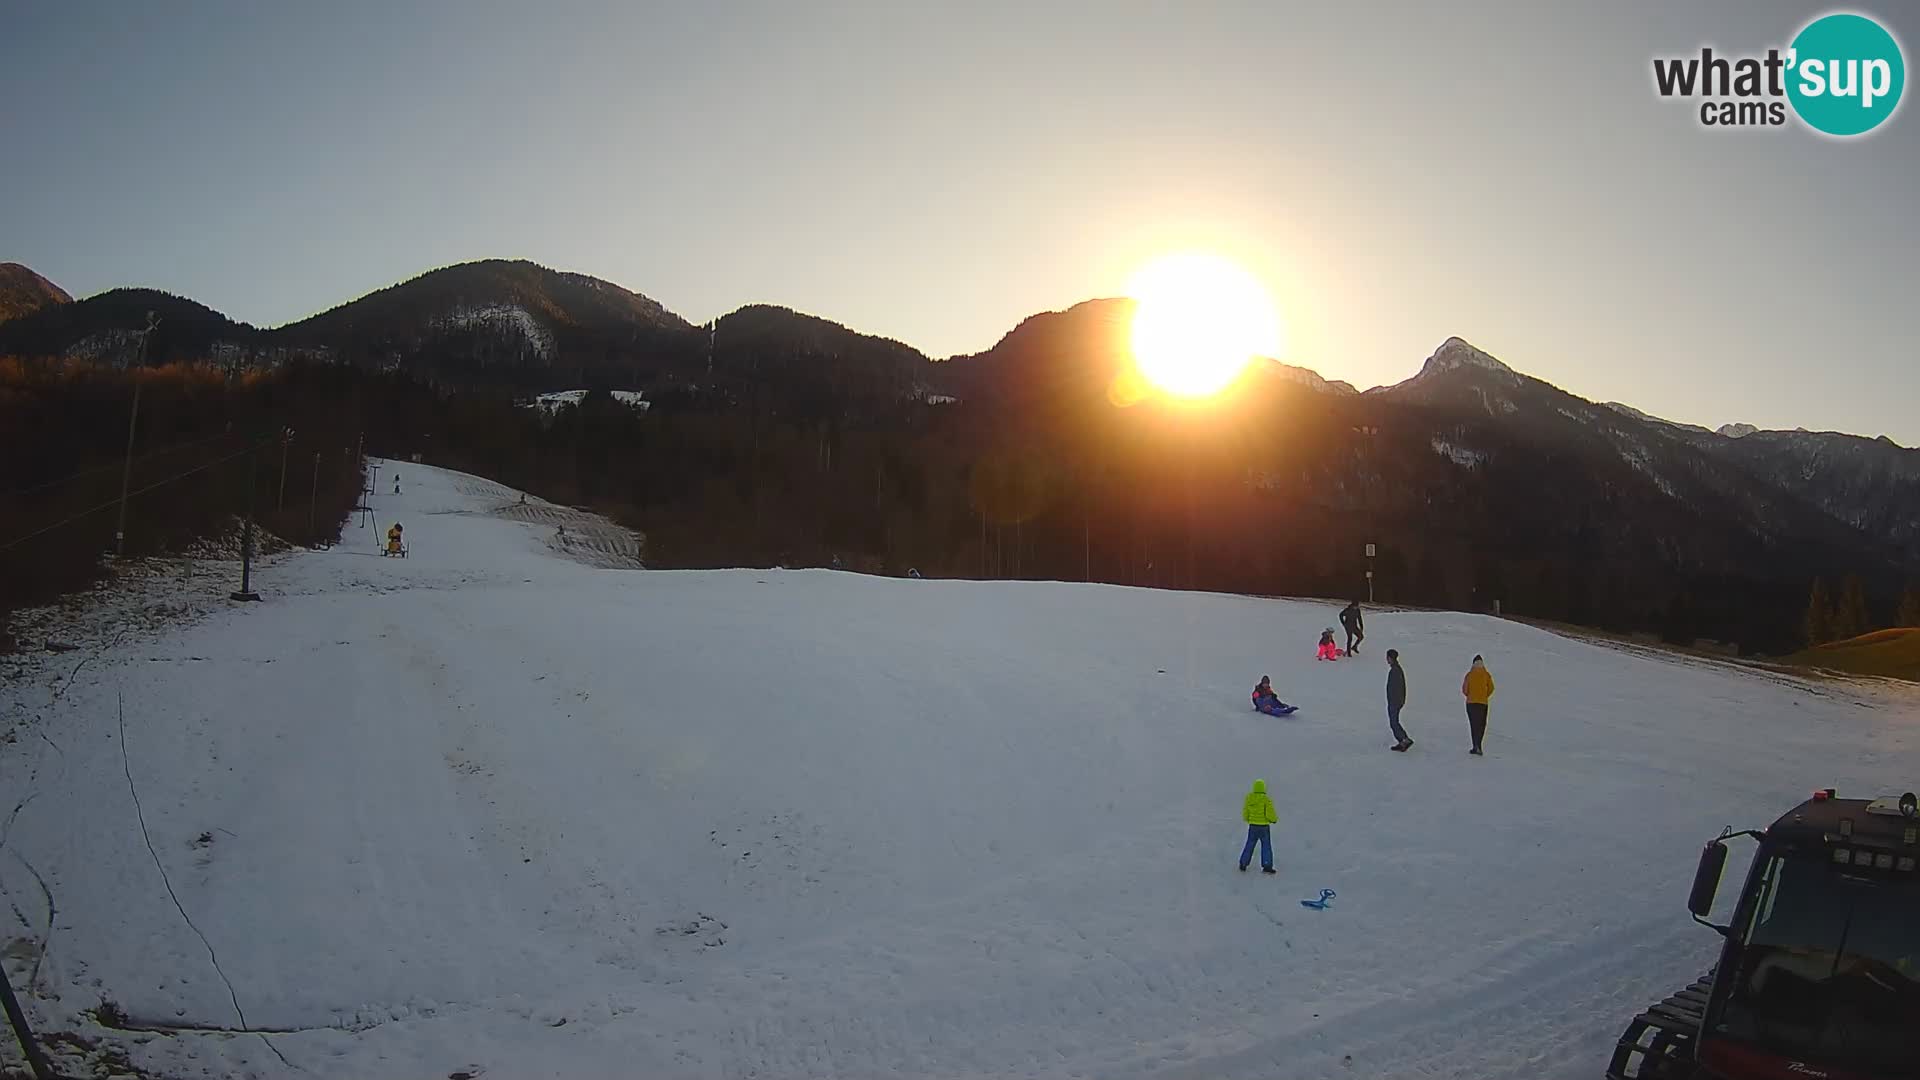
[1787,13,1906,136]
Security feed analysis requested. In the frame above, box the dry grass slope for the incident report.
[1786,627,1920,681]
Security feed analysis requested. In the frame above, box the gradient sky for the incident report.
[4,1,1916,441]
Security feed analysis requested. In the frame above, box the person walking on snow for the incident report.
[1238,779,1279,874]
[1340,600,1365,656]
[1461,655,1495,756]
[1386,649,1412,751]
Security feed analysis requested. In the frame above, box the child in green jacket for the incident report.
[1238,779,1278,874]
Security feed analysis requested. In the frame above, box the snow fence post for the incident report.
[231,443,262,602]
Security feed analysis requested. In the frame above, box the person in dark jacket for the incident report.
[1340,601,1365,656]
[1251,675,1295,715]
[1385,649,1412,751]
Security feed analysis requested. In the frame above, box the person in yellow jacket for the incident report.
[1238,779,1278,874]
[1461,655,1495,756]
[386,522,404,556]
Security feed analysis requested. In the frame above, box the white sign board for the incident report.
[1364,543,1376,558]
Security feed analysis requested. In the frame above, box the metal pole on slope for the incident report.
[113,311,160,557]
[231,445,262,602]
[277,427,292,511]
[309,451,321,544]
[0,965,58,1080]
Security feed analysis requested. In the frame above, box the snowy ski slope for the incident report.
[1,461,1915,1079]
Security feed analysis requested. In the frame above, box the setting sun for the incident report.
[1125,253,1282,398]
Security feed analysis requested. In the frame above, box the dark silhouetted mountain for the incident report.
[1383,334,1903,551]
[1369,336,1891,556]
[941,297,1357,418]
[0,287,257,367]
[1602,400,1710,435]
[0,259,703,388]
[0,263,72,323]
[1384,343,1920,549]
[955,323,1911,647]
[271,259,696,388]
[689,304,932,418]
[940,298,1137,418]
[1672,426,1920,547]
[3,258,1910,651]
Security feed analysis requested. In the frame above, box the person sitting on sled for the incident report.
[1251,676,1295,715]
[1316,628,1342,661]
[386,522,404,555]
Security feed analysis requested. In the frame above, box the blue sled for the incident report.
[1300,889,1336,910]
[1254,702,1299,717]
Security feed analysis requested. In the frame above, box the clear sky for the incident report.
[4,1,1916,441]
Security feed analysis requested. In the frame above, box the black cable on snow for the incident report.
[117,690,296,1071]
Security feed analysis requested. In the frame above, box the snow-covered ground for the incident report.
[2,461,1916,1080]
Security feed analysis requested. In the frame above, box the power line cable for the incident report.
[0,438,268,555]
[2,429,240,499]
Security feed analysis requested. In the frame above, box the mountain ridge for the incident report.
[3,257,1914,653]
[0,262,72,323]
[1,259,1912,611]
[0,259,1904,450]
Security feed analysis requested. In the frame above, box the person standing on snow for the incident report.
[1386,649,1412,751]
[1461,655,1495,756]
[1237,779,1279,874]
[1340,600,1365,656]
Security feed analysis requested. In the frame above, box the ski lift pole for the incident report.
[0,966,58,1080]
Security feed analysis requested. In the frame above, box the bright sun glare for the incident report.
[1126,253,1282,398]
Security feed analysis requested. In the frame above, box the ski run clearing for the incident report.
[2,461,1915,1080]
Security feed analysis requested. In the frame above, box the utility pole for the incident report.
[231,446,262,602]
[277,428,293,511]
[308,451,321,544]
[114,311,160,557]
[1,965,56,1080]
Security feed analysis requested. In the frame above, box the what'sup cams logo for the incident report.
[1654,11,1906,136]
